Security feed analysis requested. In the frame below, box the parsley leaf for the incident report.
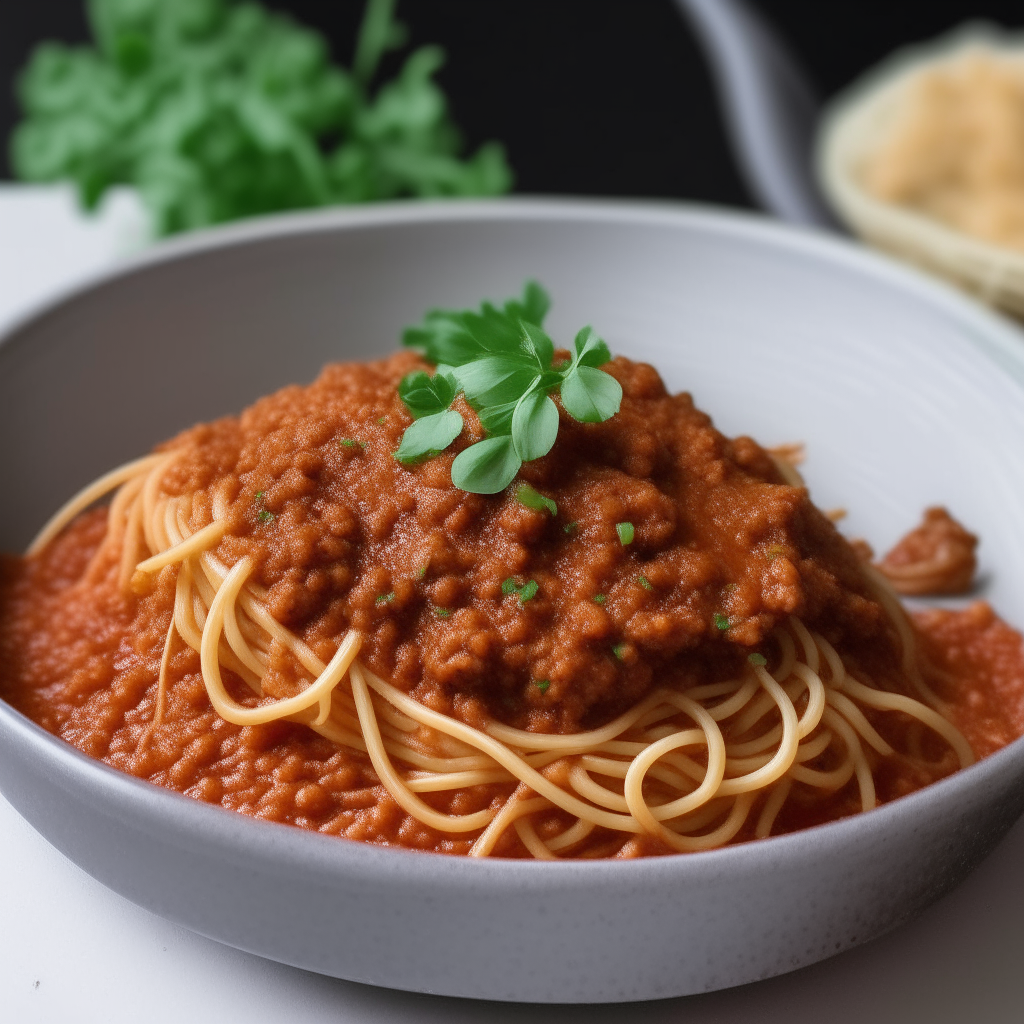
[511,387,559,462]
[398,370,459,419]
[451,434,521,493]
[535,679,551,694]
[398,282,622,495]
[516,483,557,516]
[714,613,730,631]
[637,573,653,591]
[394,409,464,464]
[616,522,634,545]
[593,593,606,604]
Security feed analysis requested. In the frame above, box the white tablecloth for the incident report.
[2,185,1023,1023]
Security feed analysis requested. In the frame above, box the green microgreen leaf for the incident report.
[593,593,606,604]
[535,679,550,694]
[714,613,730,631]
[616,522,634,545]
[511,387,559,462]
[451,434,521,494]
[637,573,653,591]
[506,281,551,327]
[394,409,463,464]
[398,370,458,419]
[452,355,539,408]
[560,364,623,423]
[748,653,767,666]
[518,320,555,369]
[434,606,451,618]
[376,592,395,606]
[571,325,612,369]
[516,483,557,516]
[612,643,626,661]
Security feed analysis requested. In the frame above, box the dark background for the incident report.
[2,0,1022,210]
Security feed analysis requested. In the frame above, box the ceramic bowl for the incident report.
[2,199,1024,1003]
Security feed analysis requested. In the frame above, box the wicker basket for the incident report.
[817,25,1024,318]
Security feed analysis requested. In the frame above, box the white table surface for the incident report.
[2,185,1023,1023]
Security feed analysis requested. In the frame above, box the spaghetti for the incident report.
[25,446,977,859]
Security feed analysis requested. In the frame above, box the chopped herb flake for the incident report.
[637,573,653,591]
[339,438,365,449]
[418,565,427,579]
[713,612,730,631]
[518,580,539,603]
[593,594,607,605]
[612,643,627,661]
[254,491,266,504]
[256,510,274,524]
[501,577,519,596]
[434,606,451,618]
[616,521,634,545]
[535,679,550,694]
[516,483,557,516]
[748,653,767,667]
[376,592,395,606]
[563,521,579,535]
[377,416,387,425]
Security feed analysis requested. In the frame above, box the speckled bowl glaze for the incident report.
[2,200,1024,1003]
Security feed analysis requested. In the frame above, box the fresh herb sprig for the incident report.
[395,282,623,494]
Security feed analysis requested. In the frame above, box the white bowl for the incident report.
[817,25,1024,317]
[2,199,1024,1003]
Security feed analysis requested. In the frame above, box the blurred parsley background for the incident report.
[2,0,1023,232]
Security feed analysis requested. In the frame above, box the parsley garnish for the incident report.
[256,510,274,524]
[593,594,607,605]
[563,521,579,535]
[637,573,653,591]
[339,438,365,450]
[516,483,557,516]
[417,565,428,579]
[395,282,623,493]
[377,416,387,425]
[748,653,767,666]
[616,522,634,546]
[502,577,539,604]
[713,613,730,631]
[376,592,395,606]
[535,679,551,694]
[254,491,266,504]
[434,606,451,618]
[612,643,627,661]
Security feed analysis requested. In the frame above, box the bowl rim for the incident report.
[3,195,1024,885]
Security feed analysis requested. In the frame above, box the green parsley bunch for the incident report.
[396,282,623,494]
[10,0,512,235]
